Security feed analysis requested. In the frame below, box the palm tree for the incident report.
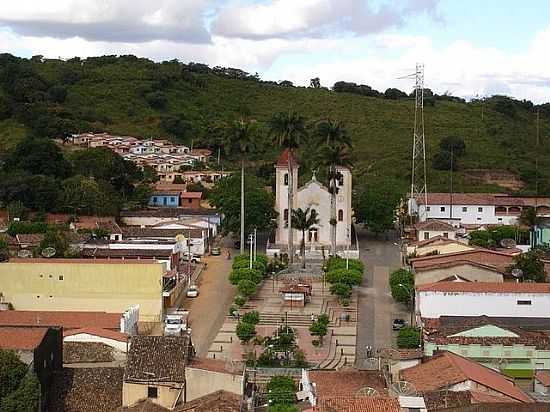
[315,119,352,148]
[224,118,256,254]
[318,143,353,255]
[269,112,307,263]
[292,207,320,269]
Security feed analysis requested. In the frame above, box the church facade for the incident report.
[269,149,353,256]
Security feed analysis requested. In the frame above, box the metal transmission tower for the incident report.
[401,63,428,219]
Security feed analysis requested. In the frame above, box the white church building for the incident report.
[267,149,356,258]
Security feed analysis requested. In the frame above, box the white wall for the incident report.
[418,204,518,225]
[418,291,550,318]
[418,230,456,241]
[64,333,128,352]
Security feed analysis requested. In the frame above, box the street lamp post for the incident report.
[398,283,415,325]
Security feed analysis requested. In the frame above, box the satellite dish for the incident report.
[491,357,509,371]
[17,250,33,258]
[511,269,523,278]
[388,381,417,398]
[500,238,517,249]
[41,247,56,258]
[355,387,379,397]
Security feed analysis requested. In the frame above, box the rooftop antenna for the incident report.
[400,64,428,220]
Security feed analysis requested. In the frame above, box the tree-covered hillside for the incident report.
[1,53,549,196]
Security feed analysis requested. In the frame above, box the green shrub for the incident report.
[0,371,40,412]
[397,326,421,349]
[267,376,296,405]
[327,257,364,273]
[233,258,267,274]
[238,280,257,297]
[229,268,263,285]
[236,321,256,343]
[389,269,414,304]
[234,295,246,306]
[325,268,363,286]
[309,315,329,345]
[242,311,260,325]
[329,282,352,300]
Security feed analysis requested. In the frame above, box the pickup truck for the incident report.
[164,310,189,336]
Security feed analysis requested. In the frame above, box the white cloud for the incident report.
[0,0,211,43]
[211,0,439,39]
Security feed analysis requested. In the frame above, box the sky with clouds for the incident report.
[0,0,549,103]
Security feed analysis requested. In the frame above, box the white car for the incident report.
[186,285,199,298]
[164,314,187,336]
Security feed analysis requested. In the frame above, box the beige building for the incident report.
[407,236,474,257]
[414,261,504,285]
[123,336,191,409]
[185,358,243,402]
[0,258,165,322]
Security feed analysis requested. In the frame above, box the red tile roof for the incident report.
[417,281,550,294]
[0,310,121,330]
[416,219,457,231]
[181,192,203,199]
[401,352,532,403]
[276,148,299,167]
[536,371,550,387]
[410,248,518,273]
[417,193,550,208]
[412,235,468,248]
[0,326,48,350]
[187,357,241,375]
[7,257,158,264]
[63,327,128,342]
[309,370,387,398]
[314,397,400,411]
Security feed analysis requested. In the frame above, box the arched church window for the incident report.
[284,173,289,185]
[338,209,344,221]
[284,209,289,226]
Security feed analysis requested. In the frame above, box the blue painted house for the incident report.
[149,191,181,208]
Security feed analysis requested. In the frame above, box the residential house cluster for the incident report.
[70,132,226,184]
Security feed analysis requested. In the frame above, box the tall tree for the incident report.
[318,143,352,254]
[291,207,320,268]
[269,112,307,263]
[224,119,256,253]
[315,119,352,148]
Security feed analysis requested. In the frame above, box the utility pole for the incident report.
[249,233,253,269]
[450,147,454,220]
[187,230,192,285]
[240,160,245,255]
[253,228,257,261]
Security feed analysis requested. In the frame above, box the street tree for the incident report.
[508,249,545,282]
[318,142,352,253]
[291,207,320,268]
[269,111,308,263]
[224,118,257,253]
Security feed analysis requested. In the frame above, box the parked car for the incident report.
[181,253,201,263]
[392,318,407,330]
[164,310,189,336]
[211,247,221,256]
[187,285,199,298]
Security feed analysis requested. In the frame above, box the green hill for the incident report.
[0,54,549,195]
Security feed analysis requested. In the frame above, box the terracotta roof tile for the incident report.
[417,193,550,208]
[535,371,550,387]
[0,310,121,330]
[314,397,400,412]
[309,370,387,398]
[15,233,44,245]
[188,357,242,375]
[48,367,123,412]
[63,342,115,364]
[81,248,173,259]
[276,148,299,167]
[124,336,190,383]
[416,219,457,231]
[8,257,158,264]
[175,390,241,411]
[410,248,518,273]
[181,192,202,199]
[0,326,48,350]
[417,281,550,294]
[401,352,532,403]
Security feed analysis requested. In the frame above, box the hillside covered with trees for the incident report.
[1,53,549,203]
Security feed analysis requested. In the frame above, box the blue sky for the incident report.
[0,0,549,102]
